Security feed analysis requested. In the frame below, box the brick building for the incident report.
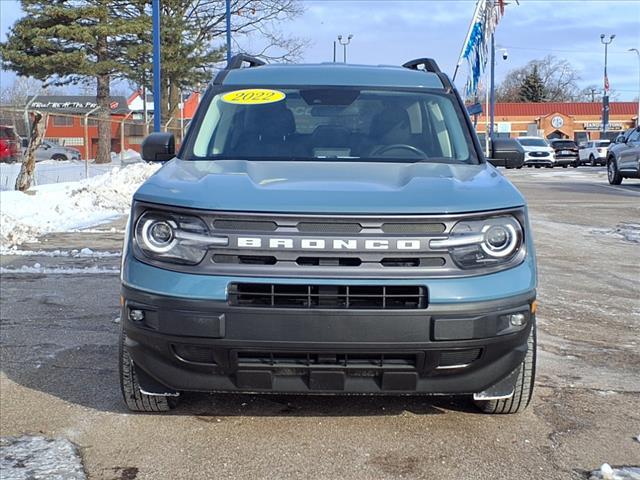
[474,102,639,145]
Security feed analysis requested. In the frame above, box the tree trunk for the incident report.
[95,34,111,164]
[167,80,180,125]
[15,111,47,192]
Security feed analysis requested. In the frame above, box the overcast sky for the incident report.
[1,0,639,100]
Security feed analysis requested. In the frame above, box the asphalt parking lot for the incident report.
[1,167,639,480]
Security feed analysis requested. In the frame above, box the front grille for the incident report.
[529,151,549,158]
[228,283,428,309]
[237,351,418,371]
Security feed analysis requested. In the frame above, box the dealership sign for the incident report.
[583,122,624,131]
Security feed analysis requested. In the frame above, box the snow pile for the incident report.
[0,247,121,257]
[590,223,640,244]
[589,464,640,480]
[111,148,143,165]
[0,162,159,248]
[0,435,86,480]
[0,265,120,274]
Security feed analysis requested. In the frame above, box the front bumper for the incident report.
[122,284,535,396]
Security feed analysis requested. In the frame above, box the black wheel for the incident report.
[607,158,623,185]
[572,161,579,168]
[474,321,536,414]
[119,329,176,412]
[51,154,68,161]
[562,165,567,168]
[590,155,596,167]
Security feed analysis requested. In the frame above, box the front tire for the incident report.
[590,154,597,167]
[474,321,536,414]
[607,158,623,185]
[119,330,176,412]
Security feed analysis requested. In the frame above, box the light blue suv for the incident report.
[119,55,538,414]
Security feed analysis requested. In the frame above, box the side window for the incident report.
[627,129,640,144]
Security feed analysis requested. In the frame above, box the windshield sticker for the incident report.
[222,89,286,105]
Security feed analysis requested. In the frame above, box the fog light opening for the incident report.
[129,309,145,322]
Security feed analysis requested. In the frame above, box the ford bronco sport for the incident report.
[120,55,538,414]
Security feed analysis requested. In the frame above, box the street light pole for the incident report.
[152,0,161,133]
[337,34,353,63]
[600,34,615,139]
[489,33,495,142]
[226,0,232,65]
[629,48,640,127]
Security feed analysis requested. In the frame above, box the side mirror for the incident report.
[488,138,525,169]
[141,132,176,162]
[615,135,626,144]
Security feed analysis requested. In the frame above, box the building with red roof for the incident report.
[472,102,638,144]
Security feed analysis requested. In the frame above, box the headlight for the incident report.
[134,211,228,265]
[430,216,524,269]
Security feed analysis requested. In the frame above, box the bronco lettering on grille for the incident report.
[236,237,425,250]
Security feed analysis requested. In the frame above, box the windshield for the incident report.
[551,141,577,148]
[518,138,548,147]
[184,87,477,164]
[595,141,610,146]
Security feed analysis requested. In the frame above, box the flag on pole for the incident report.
[453,0,510,99]
[604,74,610,92]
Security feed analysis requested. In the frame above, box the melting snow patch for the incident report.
[0,162,159,248]
[0,247,121,257]
[589,464,640,480]
[0,265,120,275]
[590,223,640,244]
[0,435,86,480]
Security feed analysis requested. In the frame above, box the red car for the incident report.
[0,126,23,163]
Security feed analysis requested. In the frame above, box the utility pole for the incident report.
[337,34,353,63]
[226,0,232,65]
[152,0,161,133]
[630,48,640,127]
[600,33,615,139]
[333,41,336,62]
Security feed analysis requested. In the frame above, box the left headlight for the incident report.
[430,215,524,269]
[134,210,228,265]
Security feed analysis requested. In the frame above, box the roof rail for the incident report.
[213,54,266,84]
[402,58,441,73]
[227,54,266,70]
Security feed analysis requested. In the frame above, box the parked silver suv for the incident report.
[607,127,640,185]
[23,140,82,162]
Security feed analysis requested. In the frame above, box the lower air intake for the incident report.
[228,283,428,309]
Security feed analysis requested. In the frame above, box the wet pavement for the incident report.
[1,167,639,479]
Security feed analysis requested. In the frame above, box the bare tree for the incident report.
[0,77,64,108]
[496,55,583,102]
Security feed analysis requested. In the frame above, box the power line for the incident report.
[500,44,637,56]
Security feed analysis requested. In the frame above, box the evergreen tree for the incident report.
[124,0,305,123]
[0,0,146,163]
[518,66,547,103]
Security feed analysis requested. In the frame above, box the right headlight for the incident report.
[430,215,524,269]
[133,210,228,265]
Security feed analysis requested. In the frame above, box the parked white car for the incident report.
[578,140,610,166]
[516,137,556,168]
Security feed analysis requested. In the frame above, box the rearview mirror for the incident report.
[141,132,176,162]
[488,138,525,169]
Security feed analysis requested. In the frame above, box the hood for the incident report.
[134,159,525,214]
